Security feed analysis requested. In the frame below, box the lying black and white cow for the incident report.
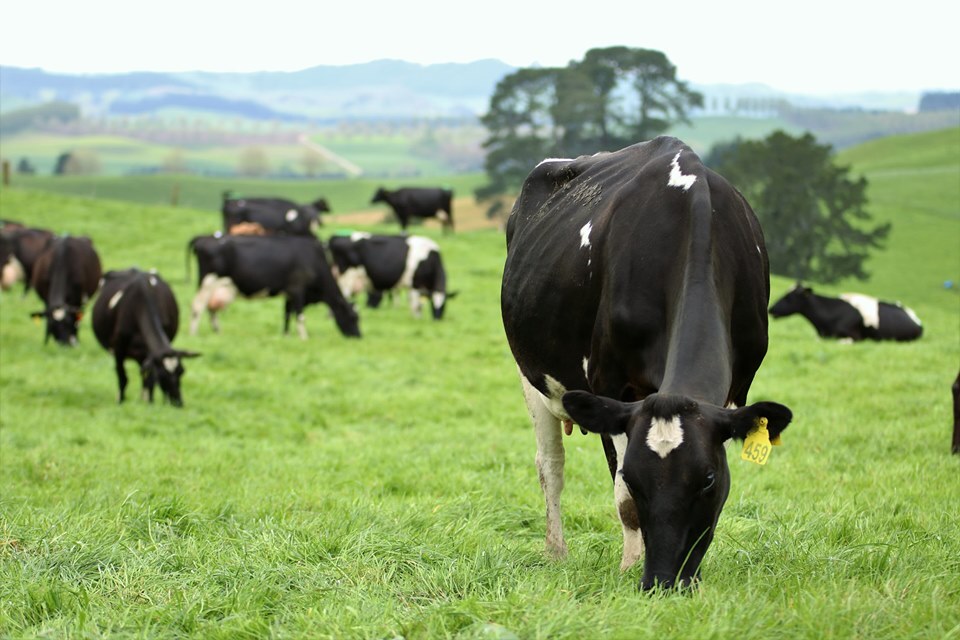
[371,187,454,233]
[92,269,199,407]
[189,235,360,339]
[328,232,455,319]
[501,136,793,591]
[30,235,102,346]
[221,192,329,236]
[769,284,923,342]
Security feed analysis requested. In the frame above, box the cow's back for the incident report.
[93,269,178,354]
[503,136,769,403]
[32,236,102,305]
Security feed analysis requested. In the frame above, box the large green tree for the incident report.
[709,131,890,283]
[477,47,702,208]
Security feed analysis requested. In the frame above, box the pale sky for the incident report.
[2,0,958,95]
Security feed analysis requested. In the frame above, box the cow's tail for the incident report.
[185,237,195,284]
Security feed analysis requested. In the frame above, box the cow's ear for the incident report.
[718,402,793,442]
[177,350,201,359]
[446,290,460,300]
[562,390,634,435]
[30,311,46,319]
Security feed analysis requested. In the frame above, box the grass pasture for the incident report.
[1,129,959,638]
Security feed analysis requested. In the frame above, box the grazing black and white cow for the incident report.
[189,234,360,339]
[501,136,793,591]
[2,226,55,295]
[371,187,454,232]
[29,236,102,346]
[92,269,199,407]
[328,232,455,319]
[221,192,328,236]
[769,284,923,342]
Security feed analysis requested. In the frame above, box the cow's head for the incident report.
[311,198,331,213]
[371,188,387,204]
[562,391,792,591]
[429,290,458,319]
[31,305,83,346]
[769,283,813,318]
[142,350,201,408]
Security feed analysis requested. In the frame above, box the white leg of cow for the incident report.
[296,313,308,340]
[190,274,217,336]
[611,433,645,571]
[408,290,422,318]
[521,375,567,558]
[209,310,221,333]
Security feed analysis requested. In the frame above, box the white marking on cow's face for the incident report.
[646,414,684,458]
[667,151,697,191]
[162,357,179,373]
[579,221,593,248]
[52,308,66,321]
[401,236,439,288]
[840,293,880,328]
[285,209,298,222]
[582,357,589,378]
[108,291,124,309]
[431,291,446,311]
[149,276,158,286]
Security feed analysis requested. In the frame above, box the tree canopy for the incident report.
[477,47,702,205]
[708,131,890,284]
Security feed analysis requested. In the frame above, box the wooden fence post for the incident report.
[2,160,10,187]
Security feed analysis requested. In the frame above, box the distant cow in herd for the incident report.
[769,284,923,342]
[1,226,56,294]
[501,137,793,591]
[371,187,454,233]
[188,234,360,339]
[29,236,102,346]
[221,192,329,236]
[328,233,456,319]
[92,268,199,407]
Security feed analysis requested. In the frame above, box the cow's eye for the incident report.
[702,471,716,493]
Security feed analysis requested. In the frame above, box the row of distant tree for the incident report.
[476,46,902,285]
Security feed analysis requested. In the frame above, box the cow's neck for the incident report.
[132,281,173,356]
[47,240,70,307]
[797,295,845,335]
[658,189,732,406]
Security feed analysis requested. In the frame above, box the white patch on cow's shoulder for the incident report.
[285,209,298,222]
[579,221,593,249]
[646,415,684,458]
[667,151,697,191]
[401,236,439,288]
[108,290,124,309]
[840,293,880,328]
[536,157,572,168]
[52,308,66,321]
[162,357,178,373]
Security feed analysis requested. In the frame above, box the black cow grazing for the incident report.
[328,232,455,319]
[221,192,328,236]
[371,187,454,233]
[2,226,55,294]
[769,284,923,342]
[92,269,199,407]
[501,137,793,591]
[29,236,102,346]
[189,235,360,339]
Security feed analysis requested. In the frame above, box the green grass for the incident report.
[2,173,488,218]
[1,128,959,638]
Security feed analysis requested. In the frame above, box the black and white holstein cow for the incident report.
[189,235,360,339]
[30,236,102,346]
[2,226,55,294]
[371,187,454,233]
[328,233,455,319]
[501,136,793,591]
[92,269,199,407]
[769,284,923,342]
[221,192,329,236]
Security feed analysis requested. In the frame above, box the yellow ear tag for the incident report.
[32,316,41,325]
[741,417,772,465]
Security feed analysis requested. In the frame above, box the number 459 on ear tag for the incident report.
[741,417,775,465]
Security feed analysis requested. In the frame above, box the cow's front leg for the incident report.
[606,433,644,571]
[408,290,423,318]
[521,375,567,558]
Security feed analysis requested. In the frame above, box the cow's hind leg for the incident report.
[114,354,128,404]
[608,433,644,571]
[520,374,567,558]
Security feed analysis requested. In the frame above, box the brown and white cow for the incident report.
[501,136,793,590]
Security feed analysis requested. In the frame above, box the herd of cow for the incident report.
[0,185,459,406]
[0,136,941,592]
